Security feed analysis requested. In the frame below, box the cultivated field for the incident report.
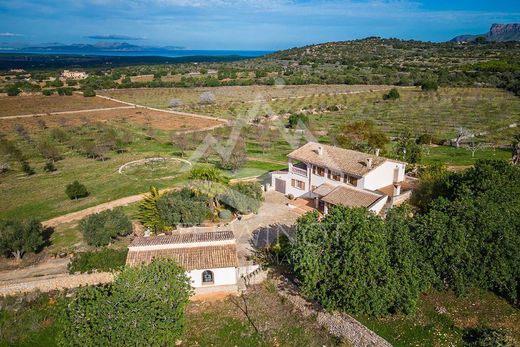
[0,107,223,133]
[99,84,392,110]
[0,94,126,117]
[100,86,520,144]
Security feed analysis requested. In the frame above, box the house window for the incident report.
[313,166,325,177]
[202,270,214,285]
[328,171,341,181]
[343,175,358,186]
[291,179,305,190]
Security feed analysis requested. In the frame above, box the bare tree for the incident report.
[199,91,216,105]
[464,140,484,158]
[170,132,190,158]
[455,127,471,147]
[169,98,182,108]
[36,117,47,129]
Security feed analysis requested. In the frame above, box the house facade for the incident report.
[62,70,88,80]
[126,231,239,293]
[270,142,412,214]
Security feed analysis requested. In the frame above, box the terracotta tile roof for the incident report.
[126,244,239,270]
[288,142,398,177]
[129,231,234,247]
[376,177,416,196]
[312,183,336,196]
[321,185,385,208]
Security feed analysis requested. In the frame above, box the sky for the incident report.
[0,0,519,50]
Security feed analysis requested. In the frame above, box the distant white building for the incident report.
[270,142,413,215]
[126,231,239,294]
[62,70,88,80]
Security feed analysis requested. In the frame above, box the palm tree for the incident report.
[188,165,229,213]
[138,186,166,233]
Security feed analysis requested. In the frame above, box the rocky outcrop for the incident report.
[450,23,520,42]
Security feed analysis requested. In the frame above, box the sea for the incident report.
[16,49,273,58]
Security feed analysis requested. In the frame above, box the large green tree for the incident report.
[0,219,44,259]
[79,208,132,247]
[59,259,192,346]
[290,207,400,315]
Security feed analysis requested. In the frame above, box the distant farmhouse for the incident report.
[126,231,242,295]
[62,70,88,80]
[270,142,414,215]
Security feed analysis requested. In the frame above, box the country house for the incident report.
[270,142,413,215]
[126,231,240,294]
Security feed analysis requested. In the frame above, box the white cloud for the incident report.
[0,32,24,37]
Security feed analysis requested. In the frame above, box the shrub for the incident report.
[6,85,21,96]
[65,180,89,200]
[43,161,57,172]
[0,162,11,173]
[0,219,44,259]
[287,114,309,129]
[420,80,438,91]
[383,88,400,100]
[79,208,132,247]
[59,260,192,346]
[218,209,233,220]
[156,188,210,228]
[42,89,54,96]
[218,181,264,214]
[463,328,513,347]
[21,161,35,176]
[82,88,96,97]
[68,248,128,273]
[57,87,74,96]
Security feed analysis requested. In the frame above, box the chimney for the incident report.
[393,184,401,197]
[317,146,323,156]
[366,158,373,169]
[375,148,380,156]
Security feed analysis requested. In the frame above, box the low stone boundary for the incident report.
[0,272,114,297]
[273,275,392,347]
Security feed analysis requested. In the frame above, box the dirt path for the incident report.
[43,192,150,228]
[0,258,69,282]
[0,272,114,297]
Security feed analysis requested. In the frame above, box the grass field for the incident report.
[356,289,520,347]
[0,281,340,347]
[0,94,125,117]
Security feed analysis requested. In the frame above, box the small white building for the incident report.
[270,142,413,215]
[126,231,239,294]
[62,70,88,80]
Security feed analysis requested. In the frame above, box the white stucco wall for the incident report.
[363,161,405,191]
[188,267,237,288]
[368,196,388,214]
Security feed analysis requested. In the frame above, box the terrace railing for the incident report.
[291,166,308,177]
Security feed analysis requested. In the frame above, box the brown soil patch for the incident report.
[0,94,125,117]
[0,107,224,132]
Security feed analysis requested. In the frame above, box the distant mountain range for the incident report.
[450,23,520,43]
[1,41,186,53]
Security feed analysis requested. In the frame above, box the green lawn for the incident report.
[422,146,511,166]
